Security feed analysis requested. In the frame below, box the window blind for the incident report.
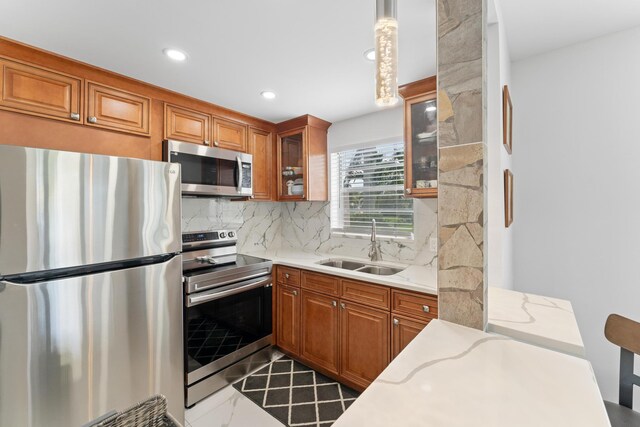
[330,142,413,239]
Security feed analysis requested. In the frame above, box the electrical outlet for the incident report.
[429,237,438,252]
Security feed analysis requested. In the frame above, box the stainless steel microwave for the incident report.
[164,139,253,197]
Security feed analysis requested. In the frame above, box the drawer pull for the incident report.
[214,140,220,147]
[423,305,430,313]
[285,273,290,279]
[203,140,210,146]
[88,116,98,124]
[292,290,298,296]
[70,112,80,121]
[332,300,337,307]
[340,302,346,309]
[393,318,399,326]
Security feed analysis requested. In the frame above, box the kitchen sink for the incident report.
[317,259,405,276]
[317,259,366,270]
[355,265,404,276]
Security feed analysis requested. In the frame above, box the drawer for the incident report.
[301,271,340,296]
[392,290,438,321]
[341,279,390,310]
[277,266,300,287]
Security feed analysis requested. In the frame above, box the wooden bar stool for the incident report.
[604,314,640,426]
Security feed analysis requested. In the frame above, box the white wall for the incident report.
[512,25,640,407]
[328,106,404,152]
[486,0,514,289]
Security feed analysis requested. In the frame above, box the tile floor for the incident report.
[185,350,286,427]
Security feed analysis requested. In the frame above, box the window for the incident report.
[330,141,413,239]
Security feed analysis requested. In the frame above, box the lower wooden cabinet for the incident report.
[274,266,437,391]
[391,314,430,359]
[300,290,340,375]
[276,283,300,355]
[340,301,390,389]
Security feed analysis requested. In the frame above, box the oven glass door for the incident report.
[185,276,272,382]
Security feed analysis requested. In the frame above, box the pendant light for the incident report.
[375,0,398,106]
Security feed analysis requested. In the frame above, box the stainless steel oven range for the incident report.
[182,230,273,407]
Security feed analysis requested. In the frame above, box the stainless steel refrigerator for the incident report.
[0,145,184,426]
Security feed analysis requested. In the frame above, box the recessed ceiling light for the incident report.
[163,48,187,62]
[425,105,437,112]
[364,48,376,61]
[261,91,276,100]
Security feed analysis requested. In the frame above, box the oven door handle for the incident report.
[236,156,243,192]
[187,276,271,307]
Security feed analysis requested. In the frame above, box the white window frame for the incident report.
[330,139,414,241]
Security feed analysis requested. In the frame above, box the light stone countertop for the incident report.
[333,319,610,427]
[487,287,586,357]
[241,249,437,295]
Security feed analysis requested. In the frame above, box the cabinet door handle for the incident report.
[285,273,290,279]
[332,300,337,307]
[292,290,298,296]
[88,116,98,124]
[340,302,346,309]
[70,112,80,121]
[213,140,220,147]
[393,318,399,326]
[423,305,430,313]
[405,188,412,194]
[203,140,210,146]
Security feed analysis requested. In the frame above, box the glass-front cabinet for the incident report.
[399,77,438,198]
[278,128,306,200]
[276,114,331,201]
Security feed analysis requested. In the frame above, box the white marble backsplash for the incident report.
[280,199,437,266]
[181,198,437,266]
[182,198,282,252]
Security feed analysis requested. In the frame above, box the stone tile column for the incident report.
[437,0,487,329]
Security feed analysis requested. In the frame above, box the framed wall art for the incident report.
[503,85,513,154]
[504,169,513,227]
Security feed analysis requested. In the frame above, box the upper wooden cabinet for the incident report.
[399,76,437,198]
[85,82,150,136]
[276,115,331,201]
[248,127,274,200]
[0,58,82,123]
[164,103,211,145]
[213,117,247,152]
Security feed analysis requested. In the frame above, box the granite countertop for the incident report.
[333,319,610,427]
[241,249,437,295]
[487,287,585,357]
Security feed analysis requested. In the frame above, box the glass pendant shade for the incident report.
[375,0,398,107]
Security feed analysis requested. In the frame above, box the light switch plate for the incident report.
[429,237,438,252]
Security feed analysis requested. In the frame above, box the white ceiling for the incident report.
[500,0,640,61]
[0,0,436,123]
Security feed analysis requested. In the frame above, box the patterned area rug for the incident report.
[233,356,360,427]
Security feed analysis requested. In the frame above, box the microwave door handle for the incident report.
[236,156,243,192]
[187,276,271,307]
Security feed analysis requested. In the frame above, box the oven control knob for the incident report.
[220,232,226,238]
[228,231,235,238]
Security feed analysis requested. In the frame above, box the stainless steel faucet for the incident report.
[368,219,382,262]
